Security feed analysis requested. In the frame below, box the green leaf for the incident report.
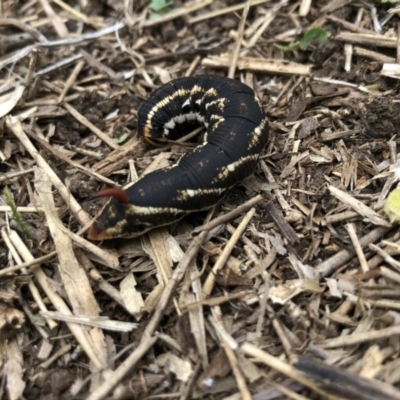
[149,11,164,20]
[365,84,381,92]
[385,188,400,223]
[274,41,300,53]
[148,0,178,20]
[3,187,36,245]
[149,0,169,12]
[114,132,129,144]
[299,27,328,50]
[149,7,179,20]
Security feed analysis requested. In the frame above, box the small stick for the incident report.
[299,0,311,17]
[317,226,391,277]
[189,0,268,24]
[142,0,213,27]
[185,55,201,77]
[397,23,400,64]
[6,116,91,226]
[1,228,57,331]
[0,168,34,183]
[369,243,400,273]
[51,0,90,23]
[57,60,85,103]
[38,0,69,38]
[193,194,263,233]
[328,185,390,227]
[241,342,330,398]
[63,102,119,150]
[25,127,118,187]
[0,252,57,277]
[39,22,124,48]
[327,15,371,34]
[266,201,300,245]
[0,17,48,42]
[86,231,208,400]
[0,206,46,212]
[335,32,397,49]
[228,0,252,79]
[321,324,400,349]
[353,47,395,63]
[203,55,311,75]
[346,223,369,272]
[381,267,400,284]
[210,309,252,400]
[80,49,123,80]
[203,208,256,298]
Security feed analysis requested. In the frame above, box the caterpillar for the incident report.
[87,75,269,240]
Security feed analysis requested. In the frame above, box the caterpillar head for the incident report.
[87,189,153,240]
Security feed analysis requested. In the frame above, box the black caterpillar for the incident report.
[88,75,269,240]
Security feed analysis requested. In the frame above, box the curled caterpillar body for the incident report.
[88,75,269,240]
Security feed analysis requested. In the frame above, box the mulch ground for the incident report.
[2,0,400,399]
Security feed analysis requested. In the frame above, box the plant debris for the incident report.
[2,1,400,399]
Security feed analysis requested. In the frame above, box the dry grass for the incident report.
[1,0,400,399]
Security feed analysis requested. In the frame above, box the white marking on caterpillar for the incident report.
[174,114,186,124]
[213,154,259,183]
[126,205,185,216]
[248,118,268,149]
[176,188,226,201]
[184,112,197,121]
[165,120,176,129]
[205,98,226,111]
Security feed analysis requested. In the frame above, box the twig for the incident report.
[0,18,48,42]
[57,60,85,103]
[86,231,208,400]
[317,226,391,277]
[193,194,263,233]
[0,252,57,277]
[5,116,91,227]
[346,223,369,273]
[38,0,69,38]
[203,208,256,298]
[228,0,252,79]
[62,102,120,150]
[189,0,269,24]
[142,0,213,27]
